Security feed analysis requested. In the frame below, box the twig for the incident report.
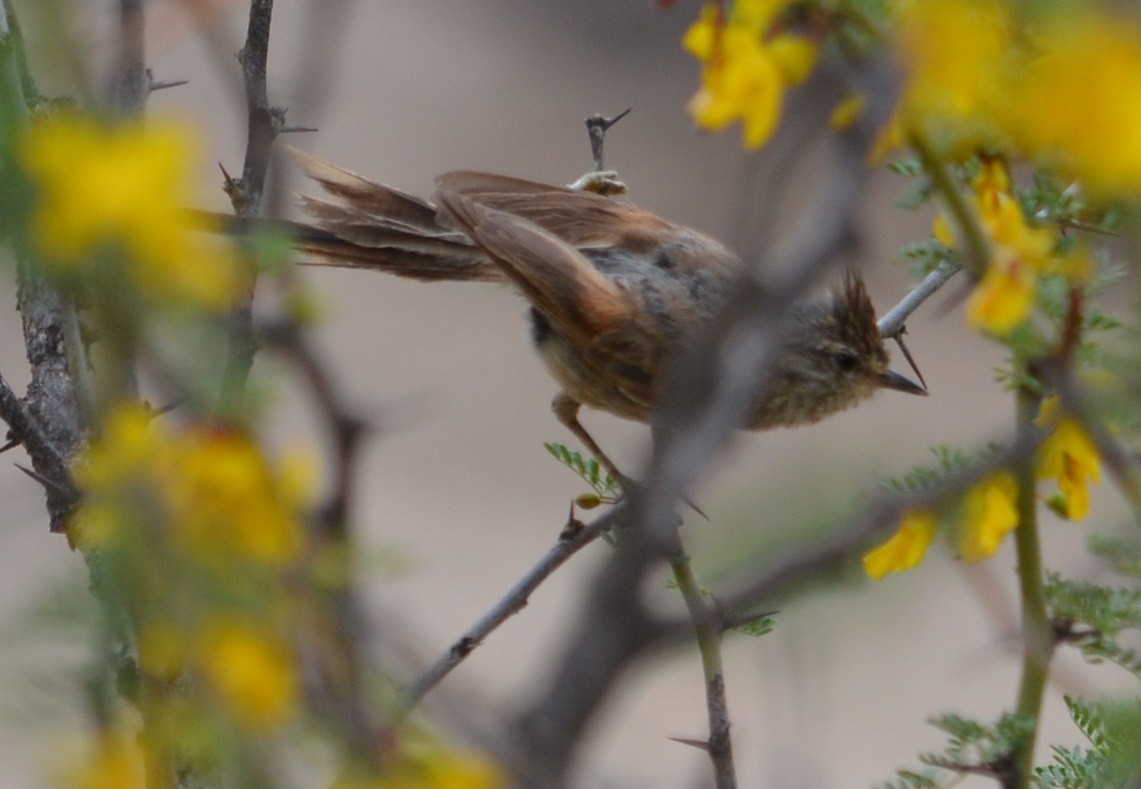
[1010,383,1050,789]
[112,0,147,114]
[585,107,631,171]
[1,0,85,532]
[259,320,367,535]
[911,133,990,278]
[258,318,383,758]
[0,371,78,503]
[670,554,736,788]
[877,260,962,338]
[219,0,282,404]
[398,505,625,718]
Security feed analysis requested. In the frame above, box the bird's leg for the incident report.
[552,393,630,489]
[565,170,629,197]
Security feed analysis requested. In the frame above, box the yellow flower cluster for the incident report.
[683,0,818,149]
[863,472,1018,580]
[71,404,308,565]
[865,399,1102,579]
[19,114,245,310]
[1035,396,1102,520]
[198,620,300,730]
[892,0,1141,197]
[933,158,1082,336]
[335,729,505,789]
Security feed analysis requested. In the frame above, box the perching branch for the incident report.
[397,504,626,718]
[669,553,736,788]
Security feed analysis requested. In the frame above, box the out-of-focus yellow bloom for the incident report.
[893,0,1016,156]
[138,623,186,681]
[167,429,305,565]
[68,733,145,789]
[335,731,505,789]
[1035,397,1102,520]
[767,34,818,86]
[19,114,244,309]
[831,94,866,131]
[1008,15,1141,197]
[200,621,298,731]
[70,403,309,566]
[936,158,1059,336]
[863,508,937,580]
[683,1,814,149]
[959,471,1019,561]
[965,249,1037,335]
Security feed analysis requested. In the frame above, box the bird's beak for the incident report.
[879,369,928,396]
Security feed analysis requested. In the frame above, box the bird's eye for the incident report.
[834,350,859,371]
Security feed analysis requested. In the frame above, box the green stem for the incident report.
[910,133,992,278]
[1010,382,1051,788]
[670,554,736,789]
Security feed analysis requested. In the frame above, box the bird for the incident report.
[256,149,926,482]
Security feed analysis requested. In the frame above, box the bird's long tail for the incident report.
[189,148,504,283]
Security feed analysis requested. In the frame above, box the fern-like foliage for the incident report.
[882,444,1003,495]
[1036,696,1141,788]
[543,441,620,508]
[1046,573,1141,677]
[881,712,1035,786]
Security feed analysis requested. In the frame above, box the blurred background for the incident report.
[0,1,1133,786]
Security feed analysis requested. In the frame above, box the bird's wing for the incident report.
[435,171,678,253]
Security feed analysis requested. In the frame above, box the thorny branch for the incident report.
[0,0,84,532]
[514,58,900,786]
[220,0,282,402]
[398,505,625,718]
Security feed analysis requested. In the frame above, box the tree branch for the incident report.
[398,504,626,718]
[220,0,282,404]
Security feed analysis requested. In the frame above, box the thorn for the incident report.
[585,107,632,131]
[559,501,586,540]
[218,161,236,189]
[16,463,68,494]
[892,327,927,391]
[667,736,711,752]
[0,437,19,454]
[280,125,318,134]
[148,78,189,93]
[682,494,710,522]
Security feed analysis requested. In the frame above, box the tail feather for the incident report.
[284,147,503,282]
[287,146,438,230]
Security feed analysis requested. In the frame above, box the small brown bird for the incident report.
[280,151,925,480]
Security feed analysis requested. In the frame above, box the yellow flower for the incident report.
[199,621,298,731]
[767,34,818,86]
[67,733,145,789]
[19,114,243,309]
[863,508,937,580]
[965,248,1037,335]
[943,157,1059,336]
[335,730,505,789]
[1036,398,1101,520]
[1008,14,1141,197]
[893,0,1017,156]
[959,472,1019,561]
[683,1,810,150]
[72,404,308,566]
[831,94,866,132]
[166,429,305,565]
